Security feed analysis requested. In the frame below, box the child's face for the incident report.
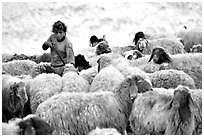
[54,30,66,41]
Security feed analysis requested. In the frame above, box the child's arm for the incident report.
[65,41,75,65]
[42,35,54,50]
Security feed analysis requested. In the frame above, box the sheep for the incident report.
[88,127,122,135]
[2,74,28,122]
[95,41,112,55]
[129,85,202,135]
[2,53,36,63]
[148,47,172,64]
[149,69,196,89]
[2,114,53,135]
[80,65,98,85]
[130,53,202,89]
[96,55,152,93]
[62,65,90,93]
[176,28,202,53]
[123,50,143,60]
[190,44,202,53]
[35,76,138,135]
[27,73,63,113]
[143,37,185,55]
[2,60,46,78]
[74,54,92,72]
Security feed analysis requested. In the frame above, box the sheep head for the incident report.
[148,47,172,64]
[165,85,196,135]
[95,41,112,55]
[18,114,53,135]
[8,81,28,117]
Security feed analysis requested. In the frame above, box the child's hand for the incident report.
[44,41,52,48]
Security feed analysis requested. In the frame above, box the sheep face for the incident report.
[18,114,53,135]
[148,47,172,64]
[75,54,91,72]
[165,86,195,135]
[7,82,28,118]
[96,41,112,55]
[136,38,149,53]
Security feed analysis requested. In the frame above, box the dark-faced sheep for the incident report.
[95,41,112,55]
[129,85,201,135]
[148,47,172,64]
[2,74,28,122]
[74,54,91,72]
[36,76,138,135]
[133,31,149,53]
[2,114,53,135]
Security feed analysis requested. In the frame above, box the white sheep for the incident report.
[149,69,196,89]
[62,65,90,93]
[129,85,202,135]
[2,114,53,135]
[131,53,202,89]
[27,73,63,113]
[2,74,28,122]
[80,65,98,85]
[35,76,138,135]
[143,37,185,55]
[2,60,46,78]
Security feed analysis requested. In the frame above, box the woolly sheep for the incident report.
[80,65,98,85]
[97,55,152,93]
[131,53,202,89]
[177,28,202,53]
[2,74,28,122]
[88,127,122,135]
[2,114,53,135]
[2,60,46,78]
[35,76,138,135]
[149,69,196,89]
[129,85,202,135]
[143,37,185,55]
[62,66,90,93]
[27,73,63,113]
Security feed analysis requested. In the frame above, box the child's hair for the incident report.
[52,20,67,33]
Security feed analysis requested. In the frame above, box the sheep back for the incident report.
[62,71,90,93]
[150,69,196,89]
[28,73,63,113]
[36,91,128,135]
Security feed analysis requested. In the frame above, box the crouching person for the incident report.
[42,20,75,76]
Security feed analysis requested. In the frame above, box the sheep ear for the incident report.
[97,58,101,72]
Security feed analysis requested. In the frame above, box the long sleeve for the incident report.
[65,42,75,65]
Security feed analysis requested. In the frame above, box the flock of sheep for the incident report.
[2,27,202,135]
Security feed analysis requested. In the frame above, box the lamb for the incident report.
[129,85,202,135]
[176,28,202,53]
[149,69,196,89]
[35,76,138,135]
[2,60,46,78]
[143,37,185,55]
[2,114,53,135]
[62,65,90,93]
[2,74,28,122]
[88,127,122,135]
[27,73,63,113]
